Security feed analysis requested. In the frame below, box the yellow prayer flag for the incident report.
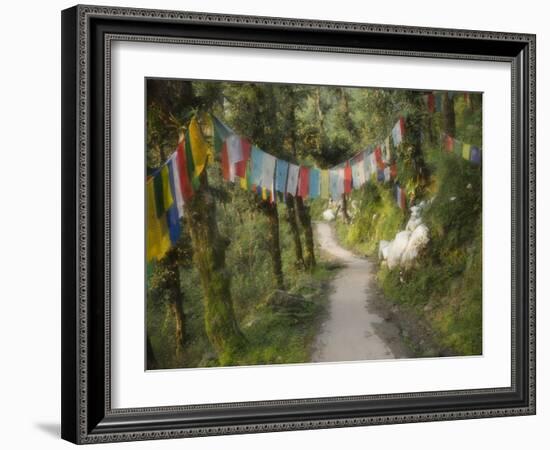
[160,165,173,210]
[146,180,171,262]
[261,187,268,200]
[189,117,212,177]
[462,143,471,161]
[320,169,330,199]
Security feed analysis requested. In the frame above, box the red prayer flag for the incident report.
[444,135,454,153]
[298,166,310,198]
[344,161,352,193]
[176,140,194,200]
[234,138,251,178]
[374,146,384,170]
[390,162,397,179]
[399,116,406,136]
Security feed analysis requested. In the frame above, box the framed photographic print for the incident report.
[61,4,536,444]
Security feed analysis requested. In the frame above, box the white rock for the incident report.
[401,224,430,267]
[322,209,336,222]
[378,240,390,260]
[406,216,423,232]
[387,231,411,269]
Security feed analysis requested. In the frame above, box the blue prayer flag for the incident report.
[250,146,264,186]
[309,168,320,198]
[470,146,481,165]
[166,204,181,245]
[275,159,289,194]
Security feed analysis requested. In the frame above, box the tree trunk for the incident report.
[295,196,316,270]
[285,195,305,269]
[261,201,285,289]
[185,171,245,363]
[442,92,456,137]
[146,336,158,370]
[169,297,185,362]
[341,193,351,224]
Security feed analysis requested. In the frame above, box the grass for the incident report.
[147,182,337,369]
[335,145,482,357]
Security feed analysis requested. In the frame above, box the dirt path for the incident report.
[312,222,410,362]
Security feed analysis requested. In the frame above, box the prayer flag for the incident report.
[384,166,391,183]
[329,169,340,200]
[146,179,171,262]
[344,161,352,193]
[275,159,289,194]
[286,163,300,196]
[188,117,211,178]
[384,136,391,162]
[261,152,276,190]
[337,166,345,196]
[309,168,320,198]
[166,203,181,245]
[391,117,405,146]
[390,162,398,179]
[153,165,173,218]
[377,168,385,183]
[461,142,471,160]
[320,169,330,199]
[250,146,264,187]
[235,138,251,178]
[374,146,384,170]
[470,146,481,165]
[212,116,233,154]
[444,135,454,153]
[351,153,366,188]
[176,140,194,200]
[298,166,310,198]
[400,188,407,210]
[435,93,443,112]
[168,153,184,218]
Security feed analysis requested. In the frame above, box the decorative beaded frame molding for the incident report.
[61,4,536,444]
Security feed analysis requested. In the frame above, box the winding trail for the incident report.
[312,222,409,363]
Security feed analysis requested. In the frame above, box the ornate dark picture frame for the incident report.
[61,4,536,444]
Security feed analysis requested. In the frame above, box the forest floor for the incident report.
[311,222,411,362]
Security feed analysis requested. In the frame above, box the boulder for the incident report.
[387,231,411,269]
[378,240,390,260]
[401,224,430,267]
[322,209,336,222]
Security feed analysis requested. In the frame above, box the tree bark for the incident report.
[341,193,351,224]
[442,92,456,137]
[261,201,285,289]
[146,336,158,370]
[295,196,316,270]
[185,170,245,363]
[285,195,305,269]
[169,297,185,362]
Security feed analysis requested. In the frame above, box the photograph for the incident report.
[145,79,483,370]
